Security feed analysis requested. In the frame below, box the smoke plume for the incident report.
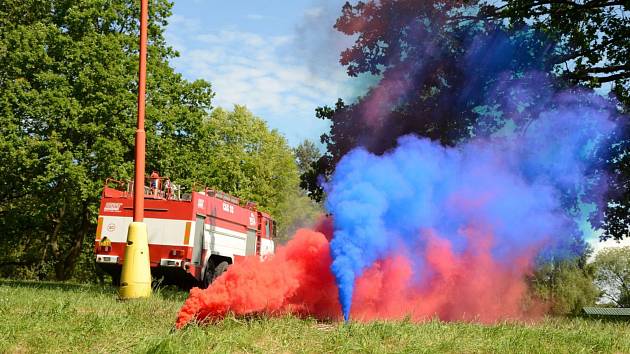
[176,229,340,328]
[177,226,542,327]
[327,90,616,319]
[176,2,622,326]
[176,72,617,329]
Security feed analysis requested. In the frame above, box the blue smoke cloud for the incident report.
[325,87,617,321]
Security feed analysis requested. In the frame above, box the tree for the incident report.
[305,1,567,201]
[0,0,213,280]
[306,0,629,243]
[0,1,316,281]
[196,106,299,218]
[294,139,324,200]
[275,190,323,244]
[478,0,630,101]
[475,0,630,243]
[294,140,321,176]
[181,106,310,241]
[530,257,599,315]
[592,246,630,307]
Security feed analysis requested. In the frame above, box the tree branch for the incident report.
[581,64,630,74]
[550,38,617,64]
[575,72,630,83]
[494,0,626,16]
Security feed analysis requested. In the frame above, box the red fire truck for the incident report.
[94,176,276,288]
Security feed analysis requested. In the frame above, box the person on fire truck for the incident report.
[150,171,160,196]
[164,178,173,199]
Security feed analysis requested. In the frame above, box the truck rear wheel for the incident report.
[201,260,214,289]
[213,261,229,281]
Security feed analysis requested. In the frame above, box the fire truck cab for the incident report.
[94,177,275,288]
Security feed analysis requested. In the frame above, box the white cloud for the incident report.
[166,21,352,145]
[304,7,324,18]
[246,14,265,20]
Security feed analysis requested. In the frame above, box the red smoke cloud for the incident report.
[176,226,543,328]
[350,228,543,322]
[176,229,340,328]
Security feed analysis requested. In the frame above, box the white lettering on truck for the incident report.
[104,202,122,212]
[222,202,234,214]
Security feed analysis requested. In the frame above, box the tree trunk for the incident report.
[49,204,66,280]
[55,202,90,281]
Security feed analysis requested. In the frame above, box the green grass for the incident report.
[0,280,629,353]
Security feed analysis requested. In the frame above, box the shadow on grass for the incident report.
[0,278,116,293]
[580,315,630,323]
[0,278,190,303]
[153,284,190,301]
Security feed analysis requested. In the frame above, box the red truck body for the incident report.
[94,180,275,287]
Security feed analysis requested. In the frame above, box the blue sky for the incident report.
[165,0,360,146]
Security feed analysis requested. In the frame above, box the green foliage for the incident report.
[276,190,323,243]
[295,139,326,202]
[160,106,315,241]
[0,0,214,281]
[0,1,308,281]
[592,246,630,307]
[200,106,297,216]
[482,0,630,96]
[531,259,599,316]
[294,140,321,176]
[2,280,630,353]
[307,1,629,243]
[479,0,630,243]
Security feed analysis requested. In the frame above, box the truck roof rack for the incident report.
[205,189,239,204]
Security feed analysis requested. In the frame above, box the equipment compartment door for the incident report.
[192,215,205,265]
[245,229,256,256]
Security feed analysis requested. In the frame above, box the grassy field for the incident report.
[1,280,629,353]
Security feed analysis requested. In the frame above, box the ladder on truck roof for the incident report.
[203,188,240,205]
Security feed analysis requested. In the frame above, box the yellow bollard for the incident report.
[119,222,152,299]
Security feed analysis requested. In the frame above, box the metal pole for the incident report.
[133,0,148,222]
[119,0,151,299]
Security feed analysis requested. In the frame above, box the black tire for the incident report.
[111,272,121,287]
[213,261,229,281]
[201,260,214,289]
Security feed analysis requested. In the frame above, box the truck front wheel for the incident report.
[111,272,121,287]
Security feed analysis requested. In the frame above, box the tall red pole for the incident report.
[133,0,148,222]
[119,0,152,299]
